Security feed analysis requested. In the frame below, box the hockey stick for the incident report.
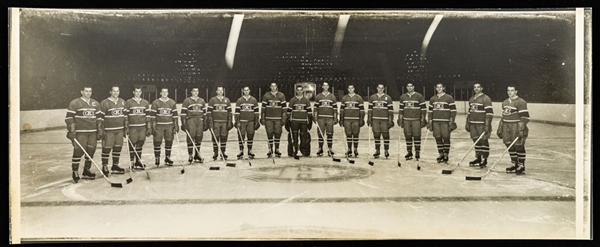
[367,128,374,166]
[315,122,341,162]
[340,127,355,164]
[174,132,188,174]
[442,132,486,175]
[124,134,134,183]
[417,129,430,171]
[73,138,123,188]
[209,127,236,168]
[126,135,150,180]
[236,127,252,166]
[466,137,520,180]
[184,129,203,164]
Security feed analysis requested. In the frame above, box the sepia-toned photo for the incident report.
[9,8,592,242]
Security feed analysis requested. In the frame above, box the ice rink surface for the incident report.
[16,115,585,240]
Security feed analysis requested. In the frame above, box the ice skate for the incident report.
[346,150,353,157]
[479,158,488,168]
[506,161,518,173]
[133,160,146,170]
[515,163,526,175]
[164,156,174,166]
[155,156,160,167]
[442,153,449,163]
[188,155,194,163]
[354,150,359,157]
[373,149,380,159]
[111,164,125,174]
[72,171,80,183]
[327,150,335,157]
[267,150,273,158]
[384,149,390,159]
[316,148,324,157]
[82,168,96,180]
[101,165,110,176]
[274,149,282,158]
[248,150,255,159]
[469,156,482,167]
[194,153,204,163]
[415,151,420,161]
[237,151,244,160]
[436,153,444,163]
[405,151,413,160]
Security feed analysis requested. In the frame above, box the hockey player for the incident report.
[150,88,179,166]
[427,83,457,163]
[97,86,127,175]
[498,85,529,175]
[207,87,233,160]
[313,82,338,156]
[261,83,287,158]
[65,86,101,183]
[180,87,206,163]
[397,83,427,161]
[235,86,260,159]
[367,84,394,159]
[340,84,365,157]
[287,85,313,158]
[125,87,151,170]
[466,83,494,167]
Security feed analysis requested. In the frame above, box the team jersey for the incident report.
[235,96,259,122]
[125,97,150,128]
[99,97,127,131]
[181,96,206,119]
[340,94,364,120]
[65,97,101,133]
[314,92,337,118]
[468,93,493,124]
[399,92,426,121]
[501,97,529,123]
[288,96,312,122]
[207,96,232,122]
[368,93,393,120]
[428,93,457,122]
[150,97,178,126]
[261,91,287,120]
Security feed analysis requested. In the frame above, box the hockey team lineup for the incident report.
[63,81,532,187]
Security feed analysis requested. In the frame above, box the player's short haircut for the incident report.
[473,83,482,88]
[110,86,119,91]
[216,86,223,91]
[270,83,277,87]
[507,85,517,91]
[406,82,414,87]
[323,82,329,86]
[348,84,355,88]
[296,85,303,90]
[243,86,250,90]
[191,87,199,91]
[435,83,445,88]
[377,84,385,88]
[81,86,92,91]
[134,86,142,91]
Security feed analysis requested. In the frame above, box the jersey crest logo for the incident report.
[470,104,478,111]
[375,102,384,107]
[191,105,201,110]
[434,103,444,109]
[294,105,305,110]
[502,107,513,115]
[269,102,279,107]
[132,108,144,114]
[242,105,253,111]
[321,101,330,106]
[406,102,414,108]
[216,105,225,111]
[83,110,95,116]
[159,109,171,115]
[111,109,123,116]
[346,102,356,108]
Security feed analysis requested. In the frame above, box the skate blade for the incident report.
[441,170,453,174]
[465,176,482,180]
[81,176,95,180]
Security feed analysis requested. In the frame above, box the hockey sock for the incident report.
[292,131,300,152]
[515,144,526,164]
[443,138,450,154]
[112,145,122,164]
[72,149,83,171]
[405,135,413,152]
[274,132,282,150]
[346,134,353,151]
[129,140,136,161]
[327,133,333,150]
[414,136,421,152]
[136,141,144,160]
[220,135,228,153]
[187,142,194,155]
[353,134,359,150]
[247,133,254,150]
[507,142,517,163]
[84,158,92,169]
[374,132,381,150]
[481,139,490,158]
[382,132,390,150]
[101,147,111,165]
[238,132,245,150]
[317,130,324,149]
[154,142,162,157]
[266,132,274,150]
[165,140,173,157]
[435,137,444,154]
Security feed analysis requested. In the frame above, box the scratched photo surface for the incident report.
[12,8,591,241]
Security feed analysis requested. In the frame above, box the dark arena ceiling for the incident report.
[18,9,577,110]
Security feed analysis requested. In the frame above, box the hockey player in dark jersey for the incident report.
[125,87,151,169]
[397,83,427,161]
[498,85,530,175]
[97,86,127,175]
[427,83,457,163]
[235,86,260,159]
[150,88,179,166]
[181,87,206,163]
[261,83,287,158]
[314,82,338,157]
[367,84,394,159]
[340,85,365,157]
[287,85,313,158]
[65,86,102,183]
[466,83,493,167]
[207,87,233,160]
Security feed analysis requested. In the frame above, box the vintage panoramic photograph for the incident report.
[9,8,591,242]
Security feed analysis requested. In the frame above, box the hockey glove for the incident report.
[123,127,129,138]
[333,116,338,125]
[260,117,265,126]
[227,119,234,131]
[483,117,492,135]
[66,131,76,141]
[97,128,105,141]
[146,122,153,137]
[313,114,319,124]
[421,118,427,128]
[367,118,372,127]
[207,117,214,130]
[173,124,179,134]
[517,122,526,139]
[339,119,344,127]
[496,121,504,139]
[449,122,457,132]
[181,119,187,132]
[284,120,291,132]
[254,116,260,130]
[360,119,365,127]
[307,118,313,131]
[235,118,241,129]
[427,120,432,131]
[203,118,209,131]
[388,120,394,129]
[398,117,405,128]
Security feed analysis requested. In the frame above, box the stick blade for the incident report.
[466,176,482,181]
[397,162,401,167]
[349,160,355,164]
[333,158,341,162]
[226,163,236,167]
[126,178,133,184]
[181,169,185,174]
[209,167,220,170]
[441,170,453,174]
[111,183,123,188]
[368,161,374,166]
